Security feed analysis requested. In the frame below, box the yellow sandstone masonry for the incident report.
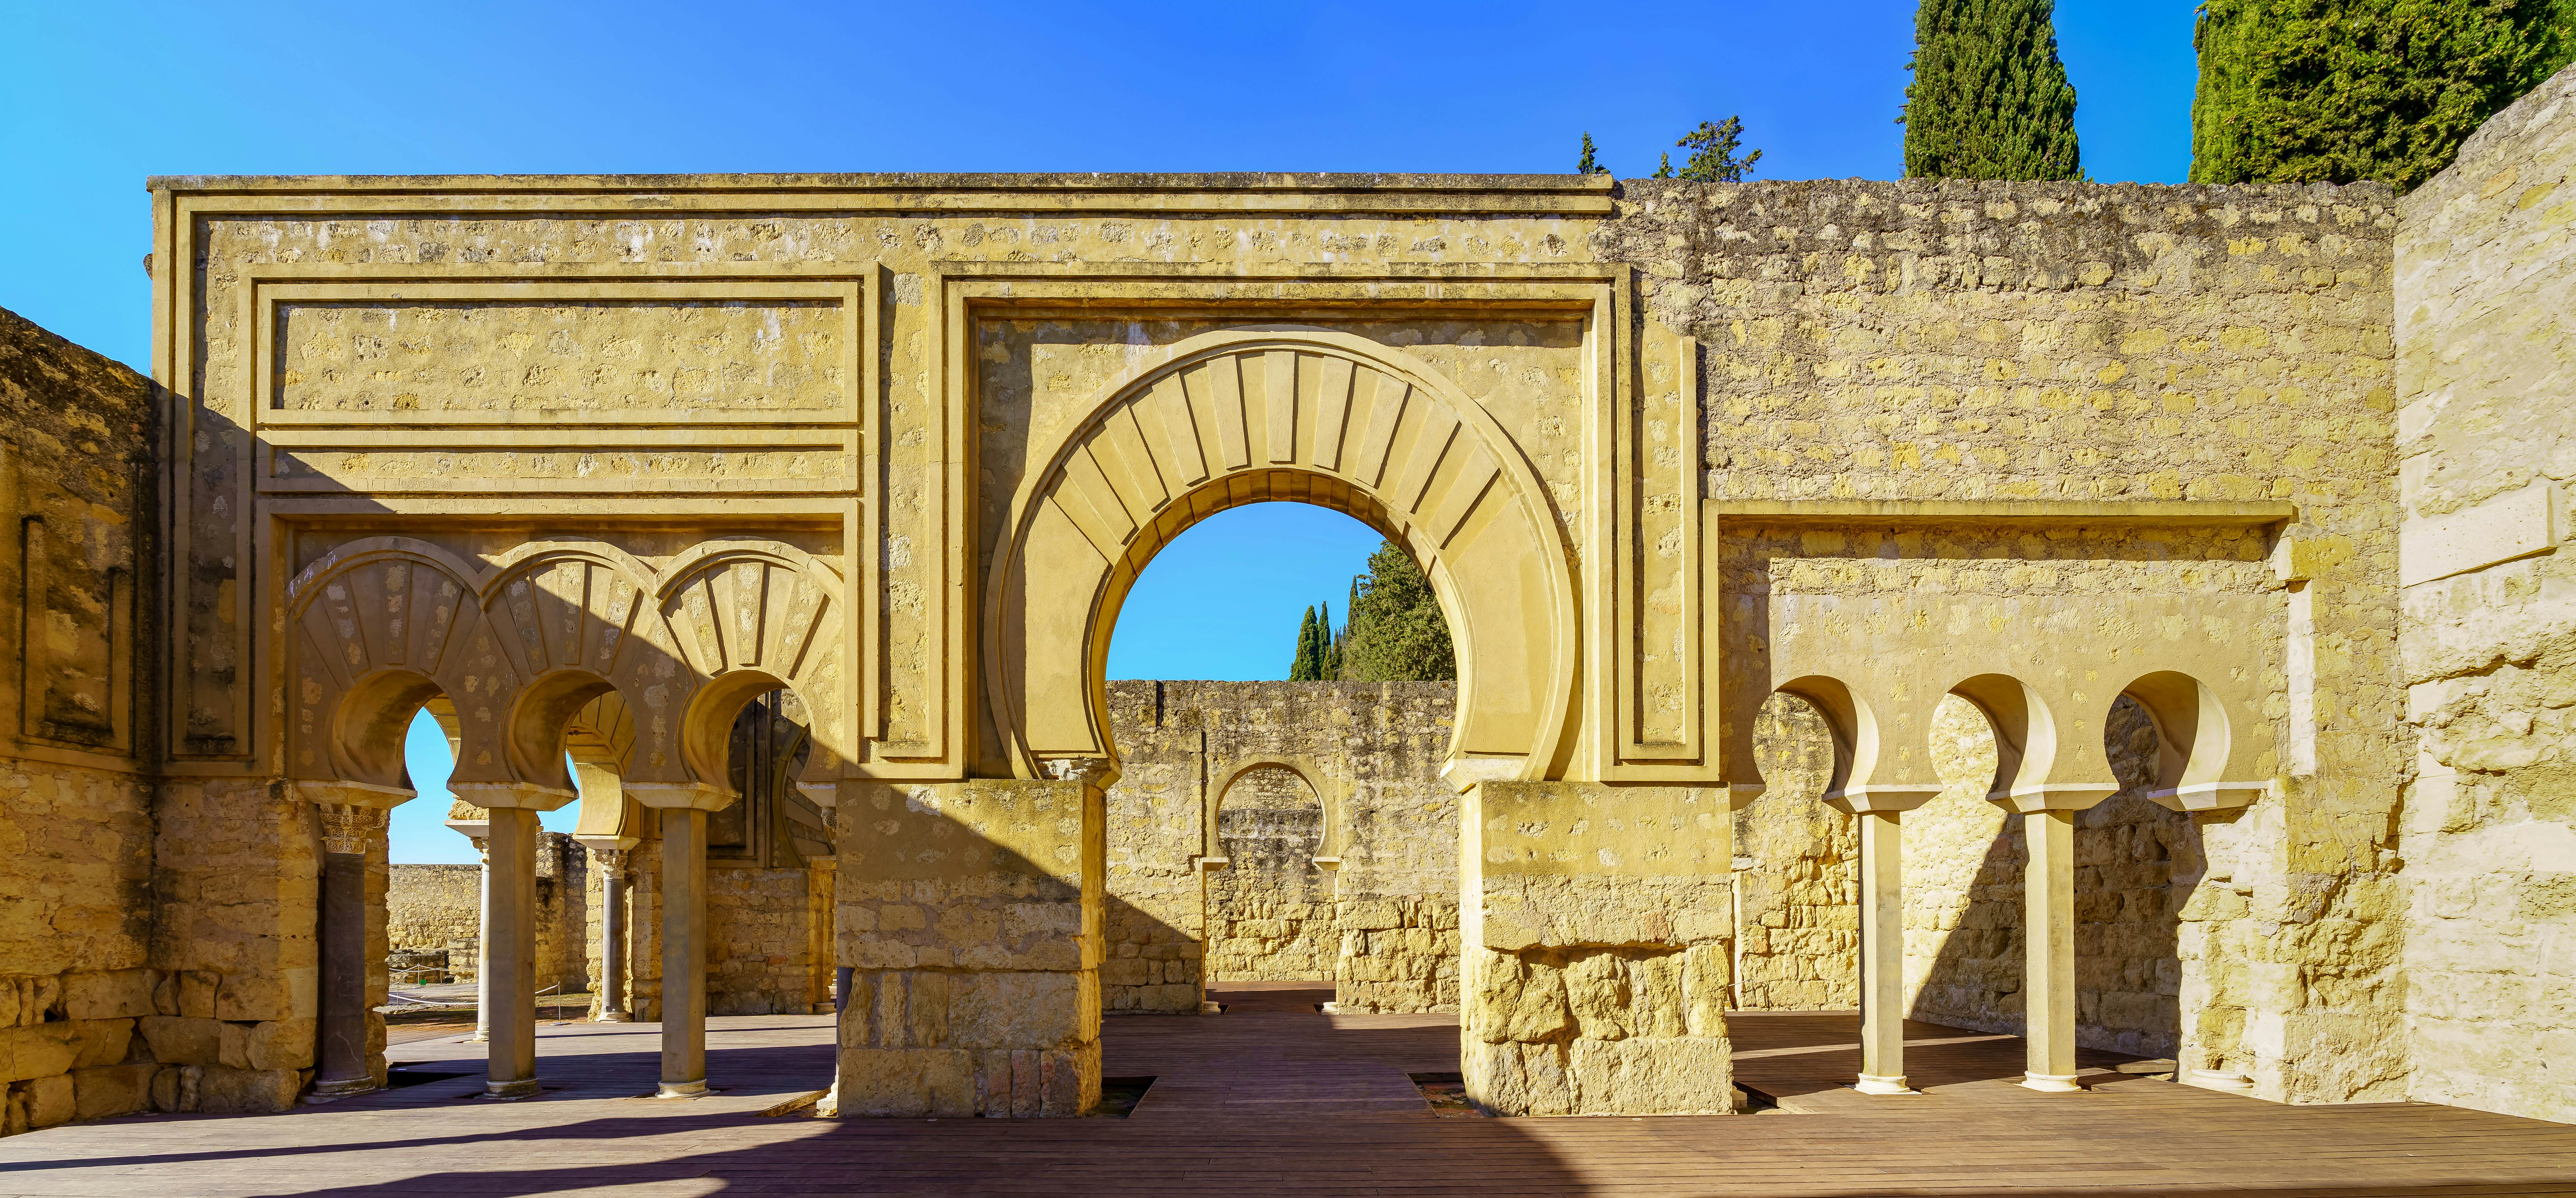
[9,87,2576,1132]
[837,779,1103,1117]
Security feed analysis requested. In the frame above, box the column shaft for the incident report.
[471,845,492,1042]
[1855,810,1915,1095]
[484,808,541,1098]
[2022,808,2081,1091]
[658,807,708,1097]
[312,848,372,1097]
[599,869,630,1021]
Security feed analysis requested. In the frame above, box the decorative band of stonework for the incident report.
[317,803,390,857]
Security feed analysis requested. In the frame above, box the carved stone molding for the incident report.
[317,803,389,857]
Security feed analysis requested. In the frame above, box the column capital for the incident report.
[627,781,735,811]
[1991,783,2119,813]
[448,780,580,812]
[1039,756,1115,789]
[292,779,416,810]
[316,803,390,856]
[2145,781,2269,813]
[1825,784,1942,814]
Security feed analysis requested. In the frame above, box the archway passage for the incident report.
[986,330,1576,785]
[1206,763,1332,982]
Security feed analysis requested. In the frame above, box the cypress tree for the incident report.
[1319,601,1342,679]
[1289,605,1321,680]
[1337,541,1457,682]
[1673,118,1765,182]
[2192,0,2576,193]
[1577,132,1610,175]
[1900,0,2083,180]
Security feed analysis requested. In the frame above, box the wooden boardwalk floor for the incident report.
[5,981,2574,1196]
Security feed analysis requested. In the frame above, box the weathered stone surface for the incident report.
[1099,681,1459,1014]
[2396,57,2576,1125]
[193,1065,302,1114]
[70,1062,154,1121]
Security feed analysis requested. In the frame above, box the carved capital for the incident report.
[590,847,629,875]
[1039,756,1114,788]
[317,803,389,857]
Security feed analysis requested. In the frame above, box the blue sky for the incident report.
[2,0,2202,861]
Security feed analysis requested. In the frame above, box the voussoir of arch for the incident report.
[284,536,490,787]
[655,538,854,797]
[983,327,1578,784]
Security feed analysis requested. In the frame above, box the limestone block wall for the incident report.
[1098,683,1212,1014]
[0,307,163,1137]
[385,864,479,968]
[2396,60,2576,1124]
[836,778,1103,1117]
[1614,177,2408,1104]
[385,833,588,996]
[1462,783,1735,1115]
[1897,694,2187,1057]
[706,864,831,1015]
[1098,681,1459,1014]
[1733,696,1858,1009]
[1206,764,1335,981]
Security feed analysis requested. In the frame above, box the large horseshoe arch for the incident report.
[983,327,1579,786]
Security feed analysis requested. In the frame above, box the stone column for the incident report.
[300,783,407,1101]
[627,781,732,1099]
[472,842,492,1042]
[1856,811,1910,1094]
[1994,785,2115,1093]
[1825,786,1937,1097]
[484,808,540,1098]
[2022,808,2081,1091]
[661,806,708,1096]
[1460,782,1734,1116]
[451,781,578,1099]
[592,848,632,1022]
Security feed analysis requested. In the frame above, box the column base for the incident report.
[654,1079,709,1098]
[591,1011,633,1023]
[467,1031,489,1042]
[1319,1001,1342,1014]
[2183,1068,2254,1093]
[2020,1072,2086,1093]
[483,1078,541,1100]
[304,1077,377,1102]
[1199,1001,1224,1015]
[1853,1074,1919,1096]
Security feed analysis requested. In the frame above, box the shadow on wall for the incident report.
[1905,693,2196,1059]
[1747,688,2206,1058]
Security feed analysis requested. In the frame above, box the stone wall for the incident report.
[0,306,163,1136]
[1615,176,2409,1104]
[385,864,479,968]
[706,864,832,1015]
[1098,681,1459,1014]
[385,834,588,996]
[1897,695,2188,1057]
[2396,59,2576,1124]
[1205,764,1334,981]
[1733,695,1858,1009]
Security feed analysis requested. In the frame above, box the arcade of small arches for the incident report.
[277,328,2286,1119]
[288,534,851,1100]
